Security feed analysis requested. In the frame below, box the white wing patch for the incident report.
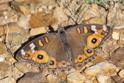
[29,43,36,53]
[91,25,97,33]
[21,49,26,55]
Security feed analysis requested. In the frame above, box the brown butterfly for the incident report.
[14,24,111,69]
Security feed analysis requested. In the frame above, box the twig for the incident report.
[0,76,8,80]
[4,24,14,56]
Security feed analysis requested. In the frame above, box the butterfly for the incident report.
[14,24,111,69]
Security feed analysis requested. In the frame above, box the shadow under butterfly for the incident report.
[14,24,111,69]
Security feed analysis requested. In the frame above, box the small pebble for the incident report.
[118,69,124,78]
[0,55,5,62]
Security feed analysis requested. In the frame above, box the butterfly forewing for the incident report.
[15,33,67,64]
[65,24,110,65]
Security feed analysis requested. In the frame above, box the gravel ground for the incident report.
[0,0,124,83]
